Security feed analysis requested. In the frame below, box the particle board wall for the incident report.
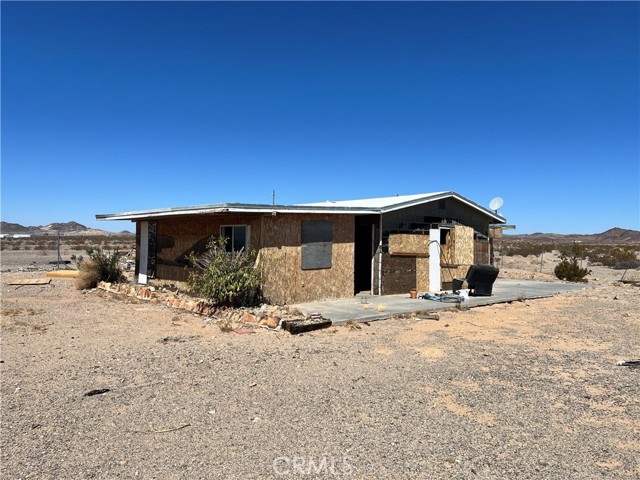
[258,213,354,304]
[150,215,262,281]
[416,257,430,292]
[388,233,430,256]
[381,254,417,295]
[440,226,474,288]
[441,225,474,266]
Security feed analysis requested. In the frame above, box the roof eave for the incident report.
[96,203,379,221]
[379,191,506,223]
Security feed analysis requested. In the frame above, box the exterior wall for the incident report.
[380,254,416,295]
[152,214,263,283]
[388,233,430,256]
[384,232,430,294]
[382,198,492,237]
[382,225,475,293]
[440,226,475,287]
[259,213,354,304]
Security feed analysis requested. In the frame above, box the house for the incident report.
[96,191,506,304]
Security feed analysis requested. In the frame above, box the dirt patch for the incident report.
[1,269,639,479]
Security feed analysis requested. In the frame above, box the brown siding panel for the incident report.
[259,214,354,304]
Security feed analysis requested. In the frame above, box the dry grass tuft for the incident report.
[218,317,234,332]
[75,258,100,290]
[2,307,43,317]
[345,319,362,330]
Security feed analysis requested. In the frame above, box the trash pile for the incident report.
[419,291,466,303]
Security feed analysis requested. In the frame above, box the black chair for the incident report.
[453,264,500,296]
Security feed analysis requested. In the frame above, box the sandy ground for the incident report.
[1,258,639,479]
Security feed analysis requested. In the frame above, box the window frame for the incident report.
[220,225,250,253]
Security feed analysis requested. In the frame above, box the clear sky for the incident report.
[2,1,638,234]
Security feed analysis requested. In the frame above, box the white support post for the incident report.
[429,228,441,292]
[139,221,149,285]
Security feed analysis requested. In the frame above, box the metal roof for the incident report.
[96,191,505,223]
[298,192,448,209]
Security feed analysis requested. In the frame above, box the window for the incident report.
[301,220,333,270]
[220,225,249,252]
[438,199,446,210]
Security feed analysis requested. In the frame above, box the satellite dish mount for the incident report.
[489,196,504,214]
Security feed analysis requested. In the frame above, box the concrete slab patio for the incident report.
[292,278,592,325]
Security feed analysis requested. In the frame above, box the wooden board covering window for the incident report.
[301,220,333,270]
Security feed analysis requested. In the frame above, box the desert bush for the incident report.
[585,246,638,267]
[75,258,101,290]
[554,253,591,282]
[504,242,557,257]
[558,242,586,259]
[75,248,123,289]
[187,236,262,307]
[614,259,640,270]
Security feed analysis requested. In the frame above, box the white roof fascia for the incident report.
[97,191,506,223]
[96,204,377,221]
[298,192,447,209]
[379,192,505,223]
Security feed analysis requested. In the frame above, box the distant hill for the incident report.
[504,227,640,244]
[0,221,132,236]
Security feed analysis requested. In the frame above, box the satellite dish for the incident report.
[489,196,504,213]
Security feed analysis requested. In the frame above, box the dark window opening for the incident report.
[220,225,248,252]
[440,229,450,245]
[438,199,446,209]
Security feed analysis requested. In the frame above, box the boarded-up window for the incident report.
[301,220,333,270]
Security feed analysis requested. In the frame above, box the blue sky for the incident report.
[2,1,638,234]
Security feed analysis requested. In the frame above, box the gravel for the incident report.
[1,270,638,479]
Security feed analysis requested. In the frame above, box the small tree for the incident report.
[554,252,591,282]
[187,236,262,307]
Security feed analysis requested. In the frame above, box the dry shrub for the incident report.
[218,317,234,332]
[75,258,100,290]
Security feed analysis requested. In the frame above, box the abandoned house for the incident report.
[96,191,506,304]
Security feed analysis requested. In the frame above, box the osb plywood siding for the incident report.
[416,257,430,292]
[381,254,416,295]
[259,214,354,304]
[441,265,470,285]
[388,233,430,257]
[155,264,190,282]
[489,226,503,239]
[150,215,262,281]
[440,226,474,288]
[448,225,474,265]
[474,240,490,264]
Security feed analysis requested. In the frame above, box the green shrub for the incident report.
[554,253,591,282]
[187,236,262,307]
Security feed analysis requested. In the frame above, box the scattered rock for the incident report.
[266,316,280,329]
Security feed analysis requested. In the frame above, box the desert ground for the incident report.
[1,248,639,479]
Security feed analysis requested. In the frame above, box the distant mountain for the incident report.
[504,228,640,244]
[0,221,132,236]
[41,221,88,233]
[0,222,33,234]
